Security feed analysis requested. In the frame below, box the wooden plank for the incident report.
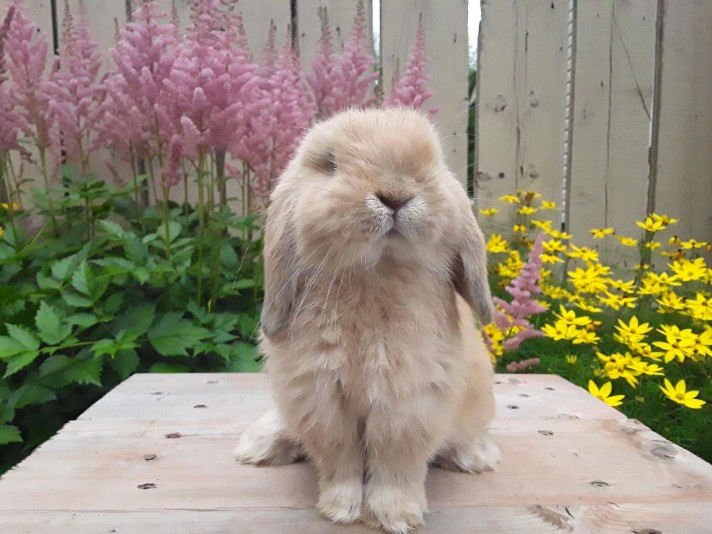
[380,0,469,186]
[1,373,711,532]
[78,373,627,422]
[476,0,569,215]
[567,0,656,247]
[651,0,712,243]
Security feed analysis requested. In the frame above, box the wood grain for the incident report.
[1,373,711,533]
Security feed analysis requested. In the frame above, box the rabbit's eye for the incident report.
[325,150,337,174]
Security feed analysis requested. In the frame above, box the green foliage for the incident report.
[0,171,264,472]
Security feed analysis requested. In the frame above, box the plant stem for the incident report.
[196,151,206,306]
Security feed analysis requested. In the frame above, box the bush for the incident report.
[481,191,712,464]
[0,172,264,472]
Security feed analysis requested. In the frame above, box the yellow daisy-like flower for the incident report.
[659,379,706,409]
[572,329,600,345]
[513,224,527,233]
[681,239,708,250]
[565,355,578,365]
[591,227,615,238]
[613,316,653,346]
[686,293,712,321]
[608,279,636,294]
[618,236,638,247]
[644,241,662,250]
[568,267,609,294]
[480,207,499,216]
[0,202,21,212]
[691,328,712,358]
[554,305,592,327]
[486,234,509,253]
[541,201,556,210]
[517,206,537,215]
[548,229,573,240]
[670,257,708,282]
[576,301,603,314]
[541,253,564,264]
[588,381,624,407]
[531,219,553,232]
[651,214,678,226]
[598,292,638,311]
[499,194,520,204]
[567,244,600,264]
[652,325,696,363]
[656,291,686,313]
[636,216,666,233]
[543,239,567,254]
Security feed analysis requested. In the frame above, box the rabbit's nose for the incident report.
[375,192,413,212]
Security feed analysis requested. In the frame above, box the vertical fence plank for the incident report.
[297,0,373,69]
[652,0,712,243]
[476,0,569,214]
[567,0,656,248]
[381,0,468,187]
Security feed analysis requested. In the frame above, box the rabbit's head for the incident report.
[261,108,493,337]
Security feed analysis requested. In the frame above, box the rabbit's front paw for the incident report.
[317,480,363,524]
[364,486,425,534]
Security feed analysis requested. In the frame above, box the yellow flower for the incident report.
[670,257,707,282]
[599,292,637,310]
[681,239,708,250]
[0,226,3,239]
[591,227,615,238]
[572,329,600,344]
[541,201,556,210]
[618,236,638,247]
[513,224,527,233]
[517,206,537,215]
[652,325,696,363]
[691,328,712,358]
[531,219,553,232]
[486,234,509,253]
[588,381,624,407]
[576,301,603,314]
[651,214,678,226]
[656,291,686,313]
[659,379,706,409]
[608,279,636,294]
[686,293,712,321]
[0,202,20,212]
[541,253,564,264]
[567,244,600,264]
[548,229,573,240]
[565,355,578,365]
[480,207,500,216]
[569,267,609,294]
[542,321,579,341]
[554,305,592,327]
[543,239,567,254]
[636,216,665,232]
[614,316,653,346]
[644,241,662,250]
[500,194,520,204]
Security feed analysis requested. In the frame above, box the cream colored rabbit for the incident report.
[235,108,499,533]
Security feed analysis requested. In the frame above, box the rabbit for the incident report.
[235,107,500,533]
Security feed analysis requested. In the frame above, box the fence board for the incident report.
[652,0,712,243]
[476,0,568,216]
[381,0,468,186]
[297,0,374,66]
[567,0,656,248]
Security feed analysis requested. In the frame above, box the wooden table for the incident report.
[1,373,711,533]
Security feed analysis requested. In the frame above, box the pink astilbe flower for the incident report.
[246,23,314,208]
[4,1,58,173]
[0,4,29,159]
[96,1,179,179]
[307,0,377,119]
[489,233,548,351]
[46,0,104,173]
[506,358,541,372]
[161,0,261,187]
[384,13,435,113]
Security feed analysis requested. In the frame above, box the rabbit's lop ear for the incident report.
[261,193,300,339]
[452,215,495,325]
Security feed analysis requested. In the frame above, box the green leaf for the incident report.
[149,362,189,373]
[4,351,40,377]
[148,312,210,357]
[111,302,156,339]
[10,384,56,409]
[62,292,93,308]
[98,219,126,238]
[51,256,74,281]
[157,221,182,243]
[35,301,72,345]
[232,279,256,290]
[37,271,62,290]
[0,243,16,260]
[220,243,239,270]
[71,260,94,296]
[6,323,40,352]
[0,336,29,359]
[65,358,102,387]
[123,234,148,264]
[66,313,98,328]
[0,425,22,445]
[111,349,139,379]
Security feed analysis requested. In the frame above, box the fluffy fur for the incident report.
[235,108,499,533]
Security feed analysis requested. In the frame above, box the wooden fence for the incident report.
[477,0,712,244]
[0,0,469,193]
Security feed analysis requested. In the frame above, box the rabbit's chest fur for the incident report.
[263,267,468,411]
